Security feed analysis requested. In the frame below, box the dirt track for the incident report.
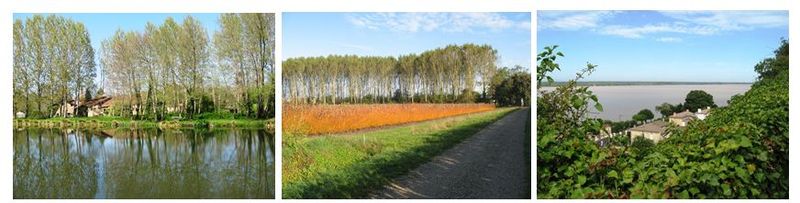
[370,108,531,199]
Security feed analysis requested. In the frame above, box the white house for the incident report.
[695,106,712,120]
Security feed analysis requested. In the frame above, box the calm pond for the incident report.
[13,128,274,199]
[540,84,751,121]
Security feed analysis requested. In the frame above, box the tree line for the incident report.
[13,15,96,119]
[283,44,507,105]
[13,13,276,120]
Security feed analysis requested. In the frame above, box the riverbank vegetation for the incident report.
[13,117,274,130]
[537,40,788,198]
[283,108,517,198]
[13,14,275,124]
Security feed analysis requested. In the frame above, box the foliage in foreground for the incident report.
[537,40,788,199]
[283,108,516,198]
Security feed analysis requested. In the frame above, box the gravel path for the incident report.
[370,108,531,199]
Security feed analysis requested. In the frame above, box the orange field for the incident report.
[283,103,496,135]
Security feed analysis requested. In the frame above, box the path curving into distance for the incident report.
[370,108,531,199]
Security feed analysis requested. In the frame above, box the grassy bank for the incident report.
[282,107,518,198]
[13,117,274,130]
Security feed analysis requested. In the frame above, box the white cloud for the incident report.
[539,11,787,39]
[538,11,616,30]
[348,13,529,33]
[659,11,788,31]
[656,37,683,43]
[600,24,717,38]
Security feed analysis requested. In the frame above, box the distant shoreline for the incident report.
[540,81,752,87]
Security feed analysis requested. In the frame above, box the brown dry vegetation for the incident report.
[283,103,496,135]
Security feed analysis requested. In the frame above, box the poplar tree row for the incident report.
[13,15,95,118]
[13,14,276,120]
[282,44,499,104]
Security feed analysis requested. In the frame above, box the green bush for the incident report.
[197,111,236,120]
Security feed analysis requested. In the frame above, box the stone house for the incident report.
[53,96,114,117]
[627,106,714,143]
[84,96,114,117]
[668,110,695,127]
[628,120,669,143]
[53,101,79,117]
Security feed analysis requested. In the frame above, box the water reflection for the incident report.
[13,128,275,199]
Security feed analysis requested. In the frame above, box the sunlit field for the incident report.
[283,103,496,135]
[282,108,517,198]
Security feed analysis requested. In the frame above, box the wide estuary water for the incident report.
[540,84,751,121]
[13,128,275,199]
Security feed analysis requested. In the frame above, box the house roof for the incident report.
[629,120,668,134]
[54,96,114,108]
[83,96,113,108]
[670,110,695,119]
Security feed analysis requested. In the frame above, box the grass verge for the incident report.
[282,107,518,198]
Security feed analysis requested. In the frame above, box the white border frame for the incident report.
[1,0,796,202]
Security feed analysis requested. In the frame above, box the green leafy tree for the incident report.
[214,13,276,118]
[684,90,714,112]
[655,102,675,118]
[493,66,531,106]
[282,44,501,105]
[754,39,788,82]
[13,14,95,118]
[632,109,654,124]
[639,109,654,122]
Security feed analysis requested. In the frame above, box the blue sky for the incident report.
[284,12,532,69]
[13,13,220,84]
[14,13,219,55]
[538,11,788,82]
